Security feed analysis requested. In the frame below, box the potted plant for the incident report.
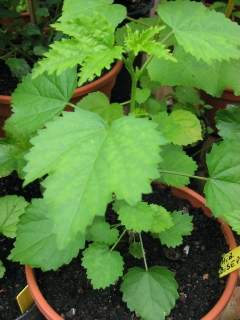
[0,0,123,137]
[1,0,240,319]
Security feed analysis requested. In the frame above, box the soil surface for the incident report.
[0,173,41,320]
[114,0,153,14]
[37,186,228,320]
[0,60,18,96]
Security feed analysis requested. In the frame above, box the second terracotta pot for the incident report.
[25,185,238,320]
[0,61,123,137]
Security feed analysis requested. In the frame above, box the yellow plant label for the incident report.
[16,285,33,314]
[219,247,240,278]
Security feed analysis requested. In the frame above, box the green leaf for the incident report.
[115,201,173,233]
[124,25,173,60]
[82,243,124,289]
[158,145,197,187]
[86,217,119,245]
[24,109,161,248]
[5,68,77,142]
[158,1,240,63]
[6,58,31,79]
[136,88,151,104]
[77,92,123,124]
[0,143,20,177]
[159,211,193,248]
[0,260,6,278]
[34,16,123,85]
[10,200,85,271]
[60,0,126,28]
[148,47,240,97]
[129,242,143,259]
[223,210,240,235]
[146,98,167,115]
[153,110,202,146]
[0,196,28,238]
[204,141,240,218]
[174,87,202,107]
[121,266,178,320]
[216,105,240,140]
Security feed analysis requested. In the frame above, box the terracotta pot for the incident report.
[200,90,240,129]
[24,186,238,320]
[0,61,123,137]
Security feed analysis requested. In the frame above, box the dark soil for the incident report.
[114,0,153,15]
[0,60,18,96]
[0,173,41,320]
[37,186,228,320]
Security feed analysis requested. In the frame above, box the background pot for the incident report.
[0,61,122,137]
[25,186,238,320]
[200,90,240,129]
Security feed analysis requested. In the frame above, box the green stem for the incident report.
[225,0,235,18]
[67,102,77,109]
[137,55,154,80]
[159,170,209,181]
[111,229,127,251]
[139,233,148,271]
[120,100,131,106]
[130,73,137,112]
[27,0,37,25]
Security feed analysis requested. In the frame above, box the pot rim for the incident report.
[0,61,123,106]
[25,186,238,320]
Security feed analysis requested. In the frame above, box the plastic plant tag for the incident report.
[16,285,33,314]
[219,247,240,278]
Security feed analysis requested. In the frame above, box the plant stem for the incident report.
[111,229,127,251]
[159,170,209,181]
[27,0,37,25]
[139,233,148,271]
[225,0,235,18]
[67,102,77,109]
[120,100,131,106]
[137,55,154,80]
[130,73,137,112]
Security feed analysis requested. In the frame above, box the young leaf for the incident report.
[147,46,240,97]
[24,109,161,248]
[77,92,123,124]
[115,201,173,233]
[158,145,197,187]
[121,266,178,320]
[0,260,6,278]
[124,26,173,60]
[153,110,202,145]
[136,88,151,104]
[129,242,143,259]
[159,211,193,248]
[60,0,126,29]
[204,141,240,217]
[33,15,123,85]
[158,1,240,63]
[216,105,240,140]
[86,217,119,245]
[5,68,77,142]
[82,243,124,289]
[0,196,28,238]
[10,200,85,271]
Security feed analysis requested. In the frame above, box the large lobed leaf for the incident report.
[0,195,28,238]
[158,145,197,187]
[24,109,162,248]
[147,47,240,97]
[121,266,178,320]
[158,1,240,63]
[10,200,85,271]
[5,68,77,142]
[204,141,240,221]
[82,243,124,289]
